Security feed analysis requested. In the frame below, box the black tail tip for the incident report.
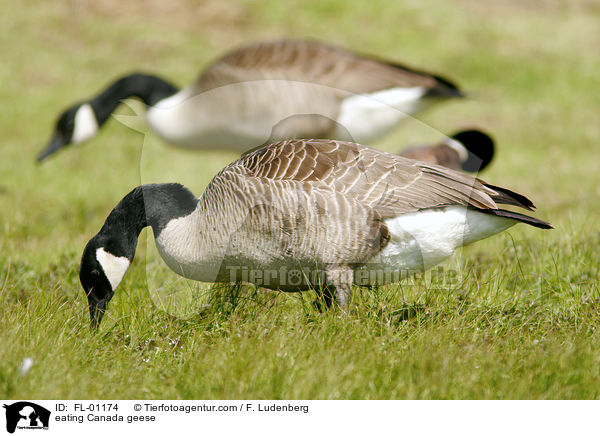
[425,74,466,99]
[525,219,554,230]
[486,209,553,229]
[451,129,495,172]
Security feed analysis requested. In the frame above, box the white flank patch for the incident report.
[443,137,469,162]
[335,86,427,143]
[72,103,99,144]
[372,206,516,273]
[96,247,130,290]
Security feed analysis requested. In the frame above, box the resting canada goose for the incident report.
[79,139,551,328]
[39,39,463,161]
[399,129,495,173]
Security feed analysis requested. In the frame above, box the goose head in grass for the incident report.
[79,183,197,328]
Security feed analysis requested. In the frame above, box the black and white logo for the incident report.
[3,402,50,433]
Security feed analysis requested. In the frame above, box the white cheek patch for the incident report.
[72,103,99,144]
[96,247,130,290]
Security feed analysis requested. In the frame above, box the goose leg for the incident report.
[326,267,354,310]
[313,287,334,312]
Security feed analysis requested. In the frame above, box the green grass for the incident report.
[1,0,600,399]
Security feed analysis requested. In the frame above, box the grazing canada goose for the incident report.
[39,39,463,161]
[79,139,551,328]
[400,129,495,173]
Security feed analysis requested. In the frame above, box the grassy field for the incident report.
[1,0,600,399]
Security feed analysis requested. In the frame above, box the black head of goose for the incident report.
[400,129,495,173]
[79,139,550,328]
[38,74,178,162]
[39,39,463,162]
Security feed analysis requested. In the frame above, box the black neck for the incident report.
[96,184,198,260]
[90,73,179,126]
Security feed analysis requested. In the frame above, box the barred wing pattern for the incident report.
[238,139,500,218]
[199,139,522,282]
[173,139,549,307]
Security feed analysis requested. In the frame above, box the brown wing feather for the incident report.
[199,139,548,280]
[235,139,505,218]
[194,39,443,95]
[204,139,548,274]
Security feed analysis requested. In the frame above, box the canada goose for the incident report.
[399,129,495,173]
[79,139,551,328]
[39,39,463,161]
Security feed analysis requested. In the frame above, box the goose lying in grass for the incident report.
[79,139,551,328]
[40,39,463,161]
